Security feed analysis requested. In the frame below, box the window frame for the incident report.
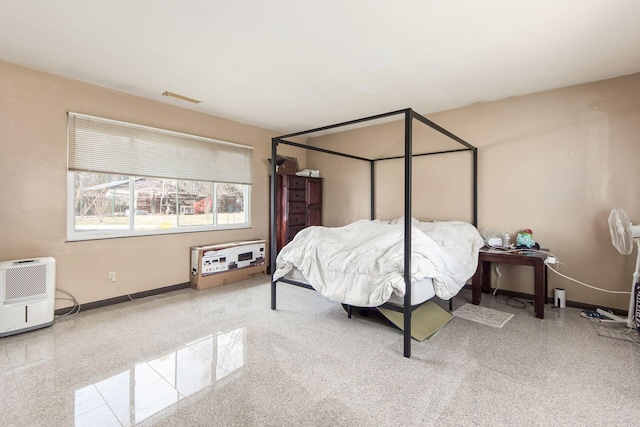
[66,113,253,241]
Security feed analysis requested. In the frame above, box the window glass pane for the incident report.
[69,174,250,240]
[74,172,130,231]
[177,181,213,227]
[216,184,247,225]
[133,178,177,230]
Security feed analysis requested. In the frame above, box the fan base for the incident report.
[596,309,633,328]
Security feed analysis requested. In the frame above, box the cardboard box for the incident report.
[190,240,266,290]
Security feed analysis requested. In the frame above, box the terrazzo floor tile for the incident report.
[1,277,639,426]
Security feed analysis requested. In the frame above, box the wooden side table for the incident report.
[471,249,548,319]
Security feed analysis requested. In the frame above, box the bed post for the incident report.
[271,138,279,310]
[473,147,478,227]
[370,160,375,220]
[403,109,413,358]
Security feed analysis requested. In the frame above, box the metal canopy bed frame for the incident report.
[269,108,477,358]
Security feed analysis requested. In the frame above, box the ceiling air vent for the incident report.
[162,91,201,104]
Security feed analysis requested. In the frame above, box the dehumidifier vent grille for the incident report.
[3,263,48,302]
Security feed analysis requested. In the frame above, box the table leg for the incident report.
[472,262,481,305]
[534,259,545,319]
[481,261,491,294]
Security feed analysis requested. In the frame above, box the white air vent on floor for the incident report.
[0,257,55,337]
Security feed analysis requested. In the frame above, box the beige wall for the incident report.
[308,74,640,310]
[0,60,306,309]
[306,117,475,224]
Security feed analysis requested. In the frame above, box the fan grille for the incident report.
[609,209,634,255]
[3,264,48,302]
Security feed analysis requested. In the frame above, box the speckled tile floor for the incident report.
[1,277,639,426]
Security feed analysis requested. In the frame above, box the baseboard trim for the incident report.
[55,282,191,316]
[461,284,628,316]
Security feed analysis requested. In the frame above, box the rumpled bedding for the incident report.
[273,218,484,307]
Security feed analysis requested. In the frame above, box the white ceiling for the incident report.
[1,0,640,134]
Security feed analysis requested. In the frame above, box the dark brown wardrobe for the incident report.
[275,175,322,252]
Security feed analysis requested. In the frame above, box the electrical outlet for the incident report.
[108,271,116,282]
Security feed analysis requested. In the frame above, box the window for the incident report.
[67,113,252,240]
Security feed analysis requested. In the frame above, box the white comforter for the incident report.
[273,218,484,307]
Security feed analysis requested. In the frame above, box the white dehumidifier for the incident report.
[0,257,56,337]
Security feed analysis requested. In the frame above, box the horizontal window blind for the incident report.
[68,113,253,184]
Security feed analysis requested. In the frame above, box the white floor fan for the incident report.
[599,208,640,328]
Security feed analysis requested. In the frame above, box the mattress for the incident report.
[387,277,435,306]
[282,268,436,307]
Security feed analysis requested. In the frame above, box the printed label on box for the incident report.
[200,242,265,276]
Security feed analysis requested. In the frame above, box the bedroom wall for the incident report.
[307,73,640,311]
[0,59,306,309]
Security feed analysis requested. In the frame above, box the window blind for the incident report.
[67,113,253,184]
